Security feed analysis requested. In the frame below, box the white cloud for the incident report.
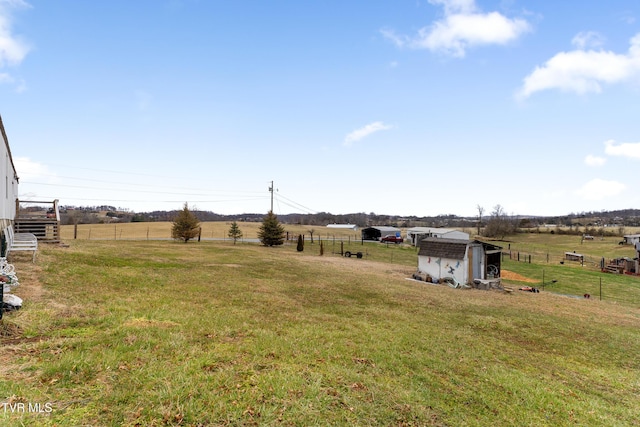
[517,33,640,98]
[428,0,476,15]
[382,0,530,58]
[604,139,640,159]
[584,155,606,167]
[14,157,54,181]
[571,31,605,50]
[574,178,626,201]
[0,0,31,68]
[344,122,393,146]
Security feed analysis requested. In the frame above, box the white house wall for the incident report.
[0,118,18,225]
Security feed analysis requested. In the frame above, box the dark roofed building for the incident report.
[361,226,401,241]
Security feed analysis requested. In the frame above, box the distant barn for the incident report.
[326,224,358,231]
[622,234,640,245]
[406,227,469,246]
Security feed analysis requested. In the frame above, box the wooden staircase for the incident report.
[14,199,61,243]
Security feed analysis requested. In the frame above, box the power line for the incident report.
[20,172,264,195]
[20,181,267,199]
[275,192,317,214]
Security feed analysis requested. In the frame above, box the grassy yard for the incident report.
[1,239,640,426]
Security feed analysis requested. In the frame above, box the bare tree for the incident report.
[483,204,516,239]
[476,204,484,236]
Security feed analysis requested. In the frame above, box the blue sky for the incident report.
[1,0,639,217]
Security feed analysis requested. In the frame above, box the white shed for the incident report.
[623,234,640,245]
[417,238,502,285]
[0,116,19,230]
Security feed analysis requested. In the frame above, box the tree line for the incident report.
[60,204,640,230]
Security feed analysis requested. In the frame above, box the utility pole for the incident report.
[269,181,274,213]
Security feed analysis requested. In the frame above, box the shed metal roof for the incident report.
[407,227,454,234]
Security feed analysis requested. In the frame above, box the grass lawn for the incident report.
[1,239,640,426]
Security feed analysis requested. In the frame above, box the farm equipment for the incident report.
[344,251,363,259]
[601,257,638,275]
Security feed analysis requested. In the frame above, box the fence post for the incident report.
[74,223,78,240]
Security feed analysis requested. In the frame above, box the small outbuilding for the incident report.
[417,238,502,285]
[564,252,584,263]
[406,227,470,246]
[622,234,640,245]
[361,226,401,241]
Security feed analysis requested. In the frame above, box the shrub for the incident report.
[171,203,200,243]
[258,211,285,247]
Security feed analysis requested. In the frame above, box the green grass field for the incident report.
[1,234,639,426]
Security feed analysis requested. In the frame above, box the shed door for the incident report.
[471,245,483,280]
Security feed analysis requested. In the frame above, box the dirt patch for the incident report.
[500,270,538,283]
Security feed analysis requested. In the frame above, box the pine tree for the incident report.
[228,221,243,244]
[171,203,200,243]
[258,211,285,247]
[296,234,304,252]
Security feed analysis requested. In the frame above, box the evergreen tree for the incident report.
[258,211,285,247]
[296,234,304,252]
[228,221,243,244]
[171,203,200,243]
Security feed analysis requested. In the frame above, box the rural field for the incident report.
[1,226,640,426]
[58,221,363,242]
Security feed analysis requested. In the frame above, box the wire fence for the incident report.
[58,224,640,305]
